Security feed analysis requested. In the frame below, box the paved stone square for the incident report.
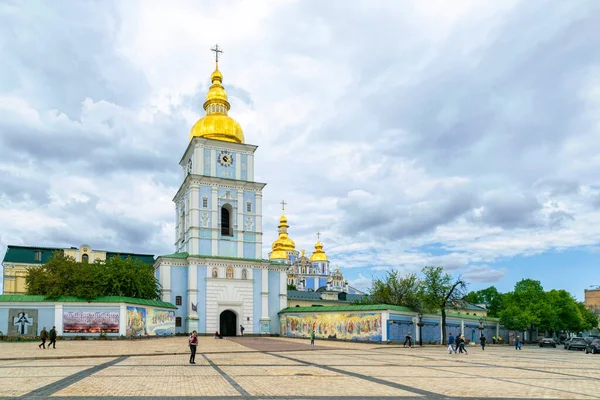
[0,337,599,399]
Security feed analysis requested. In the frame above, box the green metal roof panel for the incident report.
[0,295,176,309]
[3,246,61,264]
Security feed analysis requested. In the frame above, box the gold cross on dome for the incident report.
[281,200,287,211]
[317,231,321,240]
[210,44,224,62]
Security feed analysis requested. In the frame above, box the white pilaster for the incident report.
[237,190,244,257]
[279,271,287,311]
[210,149,216,177]
[460,320,465,336]
[188,265,198,318]
[119,304,127,335]
[195,144,204,174]
[189,187,199,255]
[261,269,269,319]
[255,192,263,257]
[381,311,389,341]
[54,304,63,335]
[235,152,241,179]
[248,153,254,181]
[160,265,172,303]
[211,187,218,256]
[314,276,319,290]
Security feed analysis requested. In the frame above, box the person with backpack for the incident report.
[189,331,198,364]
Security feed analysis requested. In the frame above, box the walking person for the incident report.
[39,327,48,349]
[458,334,468,354]
[448,333,456,354]
[404,332,413,348]
[515,335,522,350]
[456,334,463,354]
[480,334,486,351]
[189,330,198,364]
[310,330,315,346]
[240,325,245,336]
[48,326,57,349]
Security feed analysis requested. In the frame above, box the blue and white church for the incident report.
[153,53,288,336]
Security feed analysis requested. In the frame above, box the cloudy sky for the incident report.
[1,0,600,298]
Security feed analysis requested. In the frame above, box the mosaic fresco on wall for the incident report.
[126,306,175,336]
[281,312,382,341]
[63,311,119,333]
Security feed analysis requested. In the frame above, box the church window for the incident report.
[226,266,233,279]
[242,269,248,280]
[212,268,218,278]
[82,254,89,263]
[34,251,42,262]
[175,317,182,327]
[202,197,208,208]
[175,296,182,306]
[221,205,233,236]
[246,201,252,213]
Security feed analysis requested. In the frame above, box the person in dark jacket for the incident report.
[189,331,198,364]
[48,326,57,349]
[404,333,413,348]
[39,327,48,349]
[480,335,486,351]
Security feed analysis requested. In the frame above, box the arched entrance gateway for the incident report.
[219,310,237,336]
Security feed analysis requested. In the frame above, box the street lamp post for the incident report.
[478,318,485,340]
[417,312,424,347]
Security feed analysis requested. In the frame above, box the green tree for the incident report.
[26,252,160,301]
[358,270,422,310]
[499,279,553,336]
[419,266,467,345]
[287,283,297,290]
[463,286,505,317]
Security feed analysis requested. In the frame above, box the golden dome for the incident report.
[310,237,328,262]
[269,209,296,260]
[189,61,244,144]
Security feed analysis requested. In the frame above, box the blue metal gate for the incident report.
[388,320,413,341]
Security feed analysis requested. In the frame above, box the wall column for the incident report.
[119,304,127,335]
[237,191,244,257]
[160,264,172,303]
[460,320,465,336]
[211,187,218,256]
[54,304,63,336]
[260,268,270,334]
[279,271,287,311]
[255,192,263,258]
[187,265,199,333]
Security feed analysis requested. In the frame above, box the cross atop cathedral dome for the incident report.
[269,201,296,260]
[189,45,244,144]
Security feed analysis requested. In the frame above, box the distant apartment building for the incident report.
[2,244,155,295]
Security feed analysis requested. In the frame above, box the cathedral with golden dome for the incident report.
[268,204,363,295]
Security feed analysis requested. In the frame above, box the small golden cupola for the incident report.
[270,201,296,260]
[189,45,244,144]
[309,232,329,262]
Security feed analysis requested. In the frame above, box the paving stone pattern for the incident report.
[0,337,598,399]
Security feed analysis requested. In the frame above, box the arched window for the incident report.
[175,296,182,306]
[82,254,89,263]
[226,266,233,279]
[242,269,248,280]
[221,205,233,236]
[175,317,182,327]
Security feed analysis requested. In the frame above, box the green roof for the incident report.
[157,252,285,265]
[279,304,499,322]
[3,245,154,265]
[280,304,414,313]
[0,295,176,309]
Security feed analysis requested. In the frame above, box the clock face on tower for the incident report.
[218,150,234,167]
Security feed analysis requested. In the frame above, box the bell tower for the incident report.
[173,46,265,258]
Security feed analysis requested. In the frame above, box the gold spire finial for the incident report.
[189,44,244,143]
